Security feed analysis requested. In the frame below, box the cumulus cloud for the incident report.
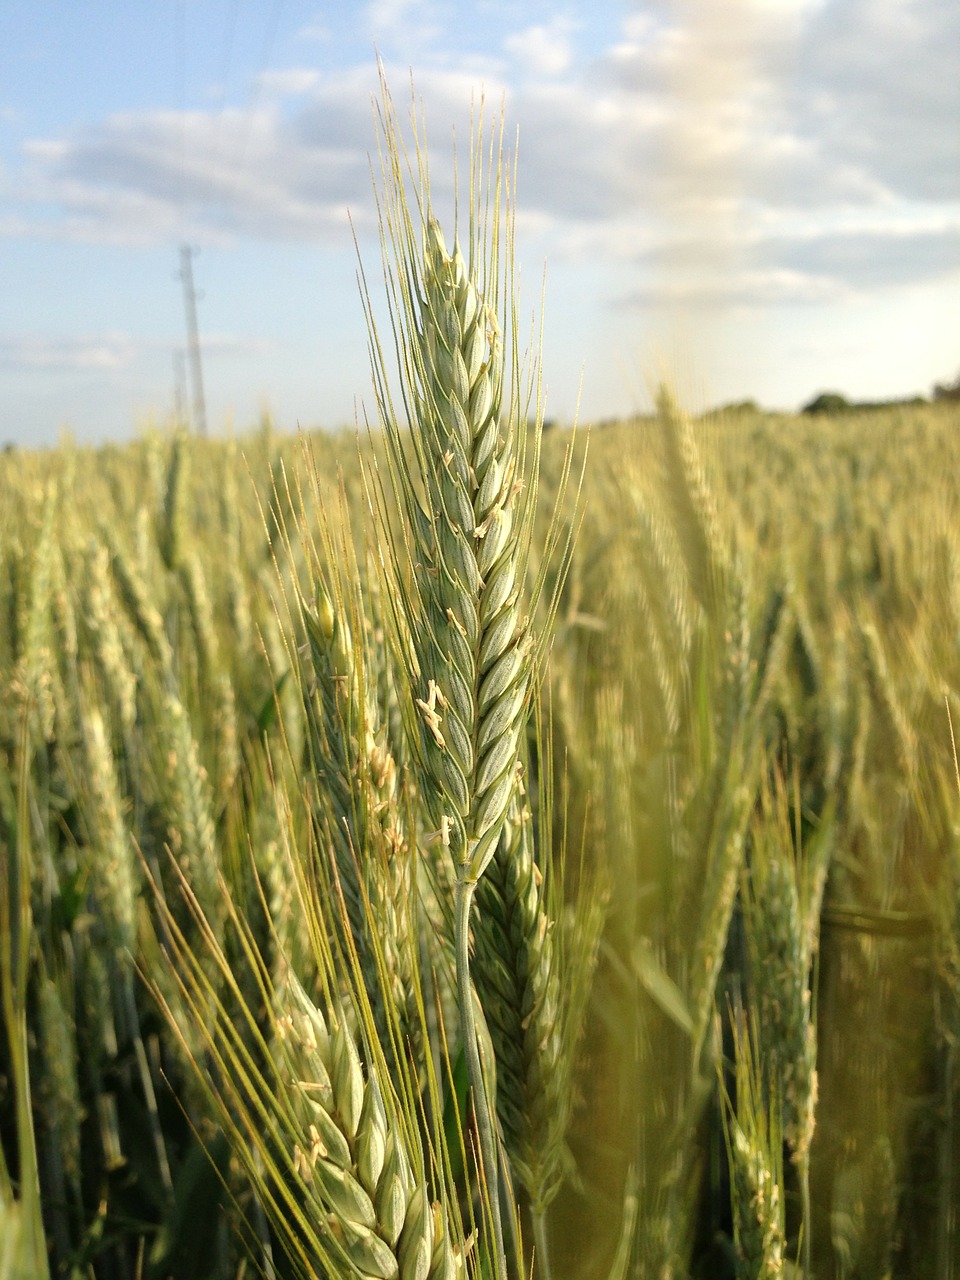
[12,97,373,245]
[2,2,957,312]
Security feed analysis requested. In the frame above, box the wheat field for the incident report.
[2,83,960,1280]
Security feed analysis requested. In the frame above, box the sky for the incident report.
[1,0,958,449]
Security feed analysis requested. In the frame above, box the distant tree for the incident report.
[933,370,960,402]
[802,391,851,415]
[713,399,761,416]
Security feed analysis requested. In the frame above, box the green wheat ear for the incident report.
[360,73,564,1280]
[370,227,524,883]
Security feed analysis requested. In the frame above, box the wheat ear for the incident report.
[149,845,464,1280]
[364,82,549,1280]
[301,573,419,1058]
[721,1009,786,1280]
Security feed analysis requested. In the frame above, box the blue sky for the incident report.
[2,0,958,448]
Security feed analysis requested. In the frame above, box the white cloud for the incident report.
[0,329,271,376]
[0,332,135,372]
[1,4,957,315]
[504,19,577,78]
[619,265,845,310]
[365,0,440,47]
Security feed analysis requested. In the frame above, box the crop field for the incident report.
[3,93,960,1280]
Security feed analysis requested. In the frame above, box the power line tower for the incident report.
[178,244,208,437]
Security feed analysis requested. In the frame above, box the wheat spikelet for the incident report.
[743,839,817,1165]
[741,768,830,1276]
[149,849,466,1280]
[363,82,564,1279]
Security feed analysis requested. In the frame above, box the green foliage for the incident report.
[802,391,852,415]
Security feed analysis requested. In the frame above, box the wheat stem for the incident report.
[532,1207,553,1280]
[455,875,507,1280]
